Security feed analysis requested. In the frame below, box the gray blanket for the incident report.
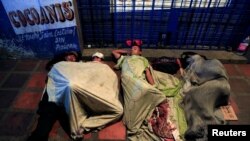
[182,55,230,140]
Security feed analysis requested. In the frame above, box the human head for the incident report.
[126,39,142,55]
[131,45,142,55]
[92,52,104,62]
[64,51,78,62]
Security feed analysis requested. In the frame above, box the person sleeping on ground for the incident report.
[181,54,230,141]
[46,52,123,140]
[112,40,187,141]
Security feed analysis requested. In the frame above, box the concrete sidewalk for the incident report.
[0,59,249,141]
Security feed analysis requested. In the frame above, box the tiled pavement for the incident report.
[0,60,250,141]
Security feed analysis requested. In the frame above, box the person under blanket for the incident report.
[27,51,81,141]
[45,52,123,140]
[180,54,230,140]
[28,52,123,141]
[112,40,187,141]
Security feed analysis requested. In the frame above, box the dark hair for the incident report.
[64,51,78,57]
[180,52,207,69]
[64,51,81,62]
[132,39,142,46]
[126,39,143,51]
[132,44,142,51]
[45,51,81,71]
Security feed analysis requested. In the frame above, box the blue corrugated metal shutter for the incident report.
[77,0,250,50]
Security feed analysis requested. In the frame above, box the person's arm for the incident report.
[176,58,185,77]
[145,67,155,85]
[112,49,129,59]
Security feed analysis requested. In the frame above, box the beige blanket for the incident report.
[46,61,123,139]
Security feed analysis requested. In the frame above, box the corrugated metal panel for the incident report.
[77,0,250,50]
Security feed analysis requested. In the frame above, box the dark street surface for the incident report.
[0,59,249,141]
